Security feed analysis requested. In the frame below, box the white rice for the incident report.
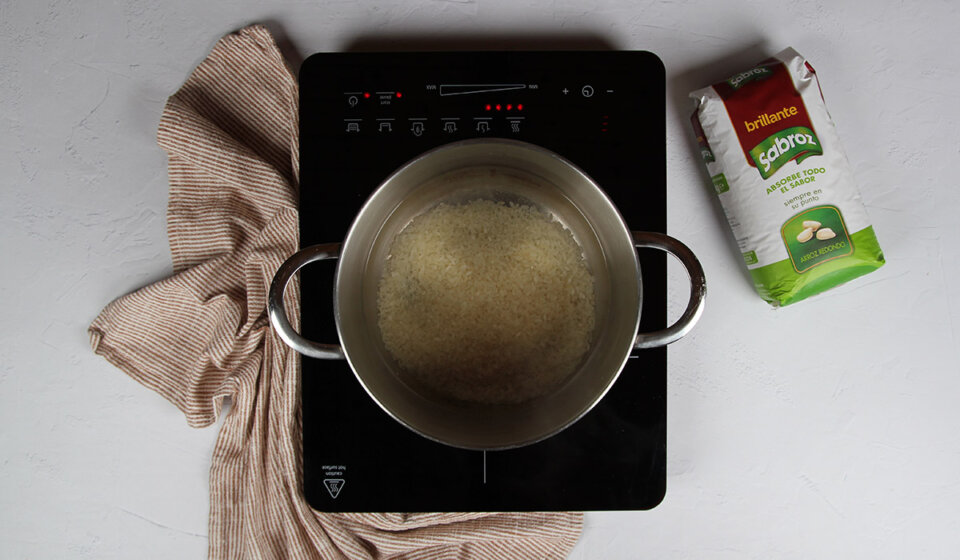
[377,199,596,404]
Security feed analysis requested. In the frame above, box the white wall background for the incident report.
[2,0,958,558]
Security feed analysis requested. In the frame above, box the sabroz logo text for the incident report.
[757,131,817,174]
[727,67,771,89]
[747,125,823,179]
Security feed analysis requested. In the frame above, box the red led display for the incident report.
[482,102,524,111]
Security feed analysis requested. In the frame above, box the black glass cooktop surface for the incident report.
[299,51,666,511]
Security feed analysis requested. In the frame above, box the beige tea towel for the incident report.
[89,25,583,559]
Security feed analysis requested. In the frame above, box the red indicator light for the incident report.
[363,92,371,99]
[495,104,502,111]
[506,104,513,111]
[517,104,524,111]
[396,92,402,98]
[485,104,491,111]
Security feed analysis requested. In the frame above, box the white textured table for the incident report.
[3,1,958,558]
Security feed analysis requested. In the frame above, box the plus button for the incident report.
[562,88,570,95]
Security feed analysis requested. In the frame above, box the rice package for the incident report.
[689,47,884,306]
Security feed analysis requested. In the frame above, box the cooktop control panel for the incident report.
[304,52,659,159]
[337,79,617,139]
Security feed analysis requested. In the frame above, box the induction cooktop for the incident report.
[298,51,667,511]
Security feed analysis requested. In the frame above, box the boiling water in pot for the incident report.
[376,195,597,405]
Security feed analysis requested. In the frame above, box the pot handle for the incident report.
[268,243,346,360]
[632,231,707,350]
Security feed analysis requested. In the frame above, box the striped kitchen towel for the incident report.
[88,24,582,559]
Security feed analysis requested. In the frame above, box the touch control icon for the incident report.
[347,95,358,107]
[411,121,424,136]
[581,85,594,97]
[476,121,489,133]
[444,121,457,133]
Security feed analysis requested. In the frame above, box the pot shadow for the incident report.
[668,41,774,293]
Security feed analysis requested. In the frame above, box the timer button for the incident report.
[581,85,594,98]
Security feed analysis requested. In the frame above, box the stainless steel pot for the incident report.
[269,139,705,450]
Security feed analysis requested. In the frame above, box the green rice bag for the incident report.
[690,47,885,306]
